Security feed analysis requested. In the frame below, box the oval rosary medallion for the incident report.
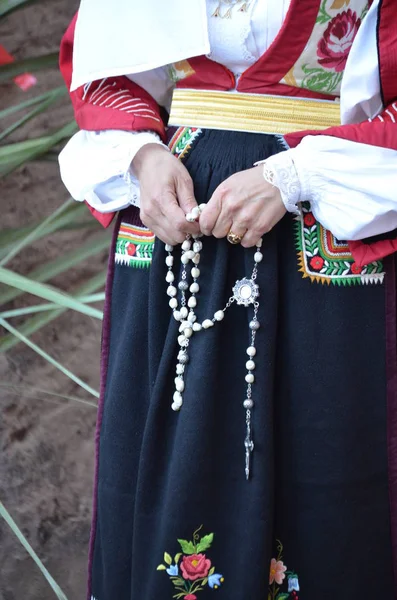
[232,278,259,306]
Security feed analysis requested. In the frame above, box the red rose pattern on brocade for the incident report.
[317,9,361,72]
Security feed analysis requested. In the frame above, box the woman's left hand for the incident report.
[199,166,286,247]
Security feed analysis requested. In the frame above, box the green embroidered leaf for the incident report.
[174,553,182,563]
[276,594,290,600]
[196,533,214,553]
[301,66,340,94]
[164,552,172,565]
[156,564,166,571]
[177,539,196,554]
[209,566,215,576]
[202,578,208,586]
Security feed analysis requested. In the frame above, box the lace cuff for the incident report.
[255,151,301,215]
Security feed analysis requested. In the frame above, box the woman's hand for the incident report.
[133,144,200,245]
[199,166,286,247]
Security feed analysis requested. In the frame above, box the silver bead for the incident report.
[167,285,177,297]
[243,399,254,409]
[166,271,175,283]
[180,307,188,318]
[178,351,189,364]
[249,319,260,330]
[190,282,199,293]
[178,280,189,291]
[191,267,200,279]
[165,255,174,267]
[214,310,224,321]
[254,251,263,263]
[169,298,178,309]
[182,240,192,251]
[246,360,255,370]
[165,244,173,252]
[246,346,256,357]
[245,373,255,384]
[202,319,214,329]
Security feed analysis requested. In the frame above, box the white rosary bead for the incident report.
[180,307,189,318]
[191,206,201,219]
[165,244,173,252]
[178,334,187,346]
[166,255,174,267]
[167,285,177,297]
[166,271,175,283]
[176,364,185,375]
[190,282,199,293]
[245,373,255,384]
[214,310,224,322]
[192,232,204,239]
[179,320,190,332]
[246,360,256,371]
[254,252,263,263]
[193,241,203,252]
[188,312,197,323]
[184,327,193,338]
[202,319,214,329]
[188,296,197,308]
[172,402,181,412]
[185,250,195,260]
[199,203,206,212]
[192,253,201,264]
[169,298,178,309]
[182,240,192,251]
[191,267,200,279]
[175,378,185,392]
[173,310,181,321]
[186,213,197,223]
[246,346,256,357]
[193,323,202,331]
[173,391,183,404]
[181,254,190,265]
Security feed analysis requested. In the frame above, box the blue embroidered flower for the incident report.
[208,573,224,589]
[288,575,300,592]
[166,564,179,576]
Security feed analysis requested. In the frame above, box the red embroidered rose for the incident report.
[180,554,211,581]
[127,243,136,256]
[317,10,361,72]
[350,262,362,274]
[304,213,316,227]
[309,256,324,271]
[184,595,197,600]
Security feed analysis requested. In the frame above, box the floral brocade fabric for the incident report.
[282,0,369,95]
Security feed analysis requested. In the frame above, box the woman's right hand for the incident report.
[132,144,200,245]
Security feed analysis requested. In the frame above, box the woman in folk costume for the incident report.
[59,0,397,598]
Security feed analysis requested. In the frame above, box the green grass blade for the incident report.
[0,293,105,318]
[0,86,66,120]
[0,268,103,319]
[0,121,78,177]
[0,198,74,267]
[0,52,59,81]
[0,382,97,408]
[0,501,69,600]
[0,203,88,259]
[0,272,106,352]
[0,90,67,142]
[0,0,37,17]
[0,318,100,397]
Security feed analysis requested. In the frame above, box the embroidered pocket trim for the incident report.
[295,203,384,285]
[115,222,155,268]
[169,127,202,160]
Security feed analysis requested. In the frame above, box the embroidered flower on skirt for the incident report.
[295,203,384,286]
[157,526,224,598]
[268,540,300,600]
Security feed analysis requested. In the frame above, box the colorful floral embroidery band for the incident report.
[157,526,224,599]
[268,541,300,600]
[115,222,155,268]
[295,203,384,285]
[169,127,202,161]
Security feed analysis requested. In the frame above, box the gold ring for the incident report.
[227,230,243,245]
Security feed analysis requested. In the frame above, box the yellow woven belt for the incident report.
[169,89,341,135]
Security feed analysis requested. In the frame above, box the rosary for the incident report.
[165,204,263,479]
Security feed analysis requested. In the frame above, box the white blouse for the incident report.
[59,0,397,242]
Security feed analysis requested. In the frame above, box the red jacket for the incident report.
[60,0,397,266]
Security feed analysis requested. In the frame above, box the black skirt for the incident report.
[88,128,395,600]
